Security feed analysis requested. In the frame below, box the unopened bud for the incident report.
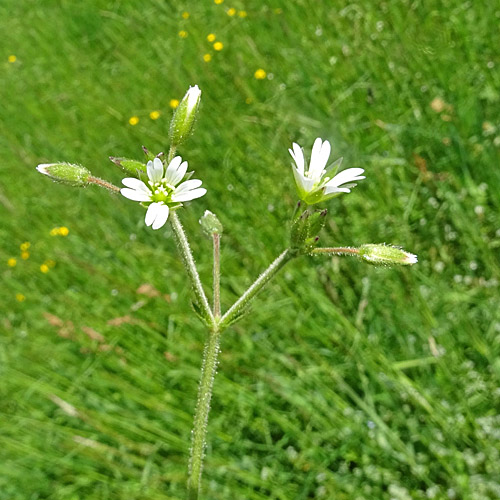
[109,157,146,177]
[199,210,223,236]
[169,85,201,147]
[358,244,418,266]
[36,162,90,187]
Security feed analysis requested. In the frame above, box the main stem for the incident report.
[170,212,214,323]
[187,326,220,500]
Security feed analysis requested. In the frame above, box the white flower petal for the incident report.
[174,179,203,193]
[122,177,150,191]
[292,167,315,198]
[172,187,207,202]
[309,138,331,180]
[324,185,351,195]
[165,156,183,184]
[145,202,162,226]
[168,161,188,186]
[151,204,170,229]
[327,168,365,187]
[120,188,151,202]
[289,143,305,175]
[152,158,164,180]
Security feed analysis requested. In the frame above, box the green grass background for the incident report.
[1,1,500,499]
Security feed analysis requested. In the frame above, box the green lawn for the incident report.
[1,1,500,499]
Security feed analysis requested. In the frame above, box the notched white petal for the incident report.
[172,187,207,202]
[120,188,151,202]
[122,177,149,191]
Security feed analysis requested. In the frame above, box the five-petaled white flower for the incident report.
[289,138,365,204]
[121,156,206,230]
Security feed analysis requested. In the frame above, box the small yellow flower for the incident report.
[254,68,267,80]
[227,7,236,16]
[245,97,253,104]
[182,11,190,19]
[214,0,223,4]
[21,251,30,260]
[149,110,161,120]
[45,259,56,268]
[203,53,212,62]
[213,42,224,51]
[207,33,216,42]
[50,227,59,236]
[40,264,50,273]
[16,293,26,302]
[59,226,69,236]
[7,258,17,267]
[170,99,180,109]
[179,30,188,38]
[20,241,31,251]
[238,10,247,17]
[129,116,139,126]
[8,55,16,63]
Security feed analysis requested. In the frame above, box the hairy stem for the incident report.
[170,212,214,323]
[212,233,221,318]
[220,249,293,328]
[87,176,120,193]
[187,326,220,500]
[311,246,359,256]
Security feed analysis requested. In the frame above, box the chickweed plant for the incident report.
[37,85,417,499]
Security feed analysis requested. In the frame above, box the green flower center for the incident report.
[149,181,174,203]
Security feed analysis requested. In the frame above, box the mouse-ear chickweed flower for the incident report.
[120,156,206,230]
[289,138,365,204]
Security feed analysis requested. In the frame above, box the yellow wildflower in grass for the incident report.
[21,251,30,260]
[179,30,188,38]
[213,42,224,51]
[245,97,253,104]
[182,11,190,19]
[227,7,236,16]
[40,264,50,273]
[20,242,31,251]
[238,10,248,17]
[45,259,56,268]
[8,55,17,63]
[16,293,26,302]
[59,226,69,236]
[149,110,161,120]
[203,54,212,62]
[129,116,139,126]
[7,258,17,267]
[254,68,267,80]
[170,99,180,109]
[214,0,223,4]
[207,33,216,42]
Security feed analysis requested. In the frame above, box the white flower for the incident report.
[289,138,365,204]
[120,156,206,230]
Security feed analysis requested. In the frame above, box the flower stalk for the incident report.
[170,212,214,324]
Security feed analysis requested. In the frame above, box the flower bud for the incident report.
[199,210,223,236]
[109,157,146,177]
[169,85,201,147]
[36,162,91,187]
[358,244,418,266]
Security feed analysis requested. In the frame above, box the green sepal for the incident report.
[109,157,146,177]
